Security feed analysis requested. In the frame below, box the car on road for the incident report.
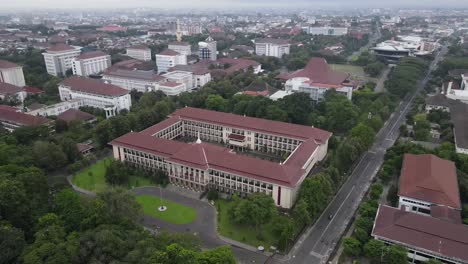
[328,214,333,220]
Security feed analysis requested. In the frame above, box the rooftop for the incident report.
[399,154,461,209]
[57,109,96,123]
[0,59,19,69]
[46,43,78,52]
[0,108,51,127]
[158,49,180,56]
[0,82,23,95]
[255,38,290,45]
[61,76,129,97]
[76,51,108,60]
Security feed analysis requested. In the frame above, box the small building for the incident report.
[255,38,290,58]
[0,82,27,104]
[77,142,94,156]
[162,71,194,91]
[57,109,96,124]
[27,99,84,117]
[0,107,52,132]
[0,59,26,87]
[198,36,217,61]
[168,42,192,56]
[72,51,111,76]
[126,45,152,62]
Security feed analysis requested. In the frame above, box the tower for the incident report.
[176,19,182,43]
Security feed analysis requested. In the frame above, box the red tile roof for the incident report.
[170,107,331,141]
[278,57,349,86]
[158,49,180,56]
[0,60,19,69]
[399,154,461,209]
[77,143,94,153]
[61,76,129,97]
[372,205,468,263]
[0,105,18,112]
[0,82,23,95]
[47,43,76,52]
[0,109,51,127]
[141,116,181,136]
[57,109,96,123]
[22,86,44,94]
[217,58,260,74]
[159,81,183,88]
[76,51,108,60]
[430,205,462,224]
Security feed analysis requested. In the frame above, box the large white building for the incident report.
[126,45,152,61]
[280,57,354,101]
[168,42,192,56]
[111,107,332,208]
[27,99,85,117]
[305,26,348,36]
[0,60,26,87]
[255,38,291,58]
[102,68,165,93]
[59,76,131,118]
[168,65,212,89]
[43,44,81,76]
[72,51,111,76]
[156,49,187,74]
[162,71,193,91]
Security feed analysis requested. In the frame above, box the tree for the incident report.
[369,184,383,200]
[205,94,228,112]
[54,119,68,133]
[58,137,81,163]
[359,201,378,218]
[54,189,85,232]
[0,223,26,264]
[354,227,370,244]
[197,245,236,264]
[278,220,295,251]
[355,217,374,234]
[351,123,376,149]
[342,237,362,257]
[104,160,130,186]
[293,199,311,227]
[387,185,399,207]
[363,239,385,263]
[231,193,277,233]
[32,141,67,171]
[385,245,407,264]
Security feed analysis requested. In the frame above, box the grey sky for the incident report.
[2,0,467,9]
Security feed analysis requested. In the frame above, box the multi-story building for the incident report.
[0,60,25,87]
[0,82,27,104]
[0,105,52,132]
[43,43,81,76]
[102,68,165,93]
[161,71,193,91]
[198,36,217,61]
[255,38,290,58]
[26,99,85,117]
[58,76,131,118]
[72,51,111,76]
[168,65,212,88]
[280,57,354,101]
[168,42,192,56]
[126,45,152,61]
[156,49,187,74]
[305,26,348,36]
[110,107,332,208]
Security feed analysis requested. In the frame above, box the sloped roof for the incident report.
[372,205,468,263]
[57,109,96,123]
[255,38,290,45]
[0,60,19,69]
[158,49,180,56]
[61,76,129,97]
[0,108,51,127]
[399,154,461,209]
[0,82,23,95]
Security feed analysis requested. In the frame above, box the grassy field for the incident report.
[216,199,287,250]
[330,64,365,76]
[72,158,155,192]
[136,195,197,225]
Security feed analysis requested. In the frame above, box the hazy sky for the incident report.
[2,0,467,9]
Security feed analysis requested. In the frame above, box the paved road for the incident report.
[346,22,381,62]
[271,44,449,264]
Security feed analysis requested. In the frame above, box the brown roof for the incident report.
[0,109,51,127]
[158,49,179,56]
[76,51,108,60]
[0,60,19,69]
[141,116,181,136]
[169,64,210,75]
[23,86,44,94]
[47,43,76,52]
[278,57,349,86]
[430,205,462,224]
[169,107,331,141]
[57,109,96,123]
[399,154,461,209]
[61,76,129,97]
[217,58,260,74]
[76,143,94,153]
[159,81,183,88]
[0,82,23,95]
[372,205,468,263]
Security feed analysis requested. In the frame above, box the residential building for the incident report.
[255,38,290,58]
[43,43,81,76]
[279,57,354,101]
[199,36,217,61]
[27,99,85,117]
[0,60,26,87]
[398,154,461,215]
[59,76,131,118]
[126,45,152,61]
[168,42,192,56]
[72,51,111,76]
[156,49,187,74]
[0,106,51,132]
[0,82,27,104]
[305,26,348,36]
[110,107,332,208]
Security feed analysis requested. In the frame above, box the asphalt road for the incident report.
[270,45,449,264]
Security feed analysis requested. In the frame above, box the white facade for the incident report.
[285,77,353,101]
[159,82,187,96]
[27,99,84,117]
[193,72,211,88]
[156,53,187,74]
[0,66,26,87]
[162,71,194,90]
[102,72,162,93]
[306,27,348,36]
[168,43,192,56]
[398,196,432,215]
[72,54,111,76]
[255,42,290,58]
[126,47,152,61]
[43,47,81,76]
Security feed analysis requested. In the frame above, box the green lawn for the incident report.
[330,64,365,76]
[72,158,155,192]
[216,199,285,250]
[136,195,197,225]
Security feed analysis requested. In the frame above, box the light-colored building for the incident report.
[156,49,187,74]
[280,57,354,101]
[126,45,152,61]
[27,99,85,117]
[168,42,192,56]
[102,68,165,93]
[72,51,111,76]
[43,43,81,76]
[158,81,187,96]
[0,60,26,87]
[162,70,193,91]
[305,26,348,36]
[0,82,27,104]
[168,65,212,88]
[446,73,468,103]
[0,105,52,132]
[199,36,217,61]
[59,76,131,118]
[111,107,332,208]
[255,38,290,58]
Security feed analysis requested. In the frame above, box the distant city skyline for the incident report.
[1,0,468,10]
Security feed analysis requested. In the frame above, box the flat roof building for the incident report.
[255,38,291,58]
[126,45,152,62]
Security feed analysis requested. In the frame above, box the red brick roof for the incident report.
[170,107,331,141]
[159,81,182,88]
[0,60,19,69]
[76,51,108,60]
[372,205,468,263]
[61,76,129,97]
[399,154,461,209]
[158,49,179,56]
[22,86,44,94]
[141,117,181,136]
[47,43,76,52]
[0,109,51,127]
[57,109,96,123]
[278,57,349,86]
[0,105,18,112]
[0,82,23,95]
